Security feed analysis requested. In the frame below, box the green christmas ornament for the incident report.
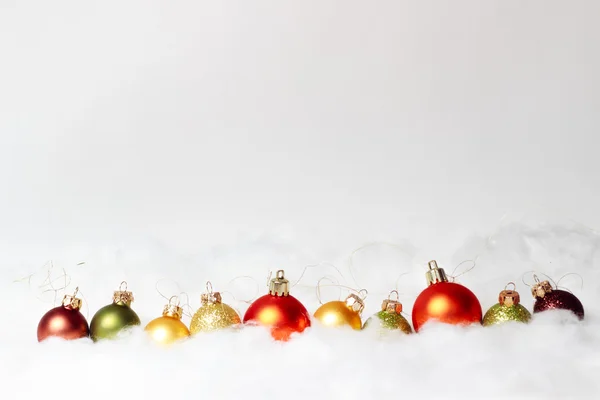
[90,281,141,341]
[482,282,531,326]
[363,291,412,334]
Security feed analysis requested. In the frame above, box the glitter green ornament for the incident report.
[482,283,531,326]
[363,290,412,334]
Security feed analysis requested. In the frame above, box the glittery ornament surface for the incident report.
[482,303,531,326]
[533,289,584,320]
[363,311,412,334]
[190,303,241,334]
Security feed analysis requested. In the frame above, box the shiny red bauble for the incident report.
[411,261,482,332]
[37,290,90,342]
[243,270,311,341]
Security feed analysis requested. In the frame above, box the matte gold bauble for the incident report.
[313,293,365,330]
[145,297,191,345]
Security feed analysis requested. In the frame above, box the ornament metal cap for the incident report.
[269,270,289,297]
[112,281,134,306]
[345,293,365,314]
[531,276,553,299]
[62,287,83,310]
[381,290,402,314]
[425,260,448,286]
[162,296,183,320]
[201,281,222,305]
[499,282,520,306]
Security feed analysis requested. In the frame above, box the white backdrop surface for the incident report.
[1,1,599,399]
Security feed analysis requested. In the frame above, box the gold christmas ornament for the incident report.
[145,296,191,345]
[313,291,366,330]
[363,290,412,334]
[190,282,241,334]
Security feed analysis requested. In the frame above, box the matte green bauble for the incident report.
[90,282,141,342]
[482,284,531,326]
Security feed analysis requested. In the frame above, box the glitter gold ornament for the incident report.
[89,282,141,342]
[363,290,412,334]
[145,296,191,345]
[313,292,365,330]
[37,287,90,342]
[482,282,531,326]
[411,260,482,332]
[243,270,311,341]
[190,282,241,334]
[531,275,584,320]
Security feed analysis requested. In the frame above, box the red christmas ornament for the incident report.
[37,287,90,342]
[411,260,482,332]
[243,270,311,341]
[531,277,584,320]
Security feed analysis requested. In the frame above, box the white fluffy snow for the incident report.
[1,1,599,399]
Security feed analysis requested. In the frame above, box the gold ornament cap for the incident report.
[425,260,448,286]
[531,276,553,299]
[381,290,402,314]
[112,281,134,306]
[269,270,289,297]
[201,281,222,305]
[498,282,520,306]
[162,296,183,320]
[345,293,365,314]
[62,287,83,310]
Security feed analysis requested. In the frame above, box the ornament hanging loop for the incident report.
[163,295,184,319]
[504,282,516,291]
[358,288,368,300]
[119,281,128,291]
[388,290,399,301]
[206,281,213,294]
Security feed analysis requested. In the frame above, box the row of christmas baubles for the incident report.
[37,260,585,344]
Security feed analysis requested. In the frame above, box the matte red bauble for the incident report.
[37,288,90,342]
[243,270,311,341]
[411,260,482,332]
[531,277,584,320]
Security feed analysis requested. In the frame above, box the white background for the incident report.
[1,1,599,399]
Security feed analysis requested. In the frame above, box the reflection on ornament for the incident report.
[190,282,241,334]
[37,287,90,342]
[363,290,412,335]
[531,275,584,320]
[145,296,190,345]
[243,270,311,341]
[482,282,531,326]
[313,291,366,330]
[411,260,482,332]
[89,281,141,342]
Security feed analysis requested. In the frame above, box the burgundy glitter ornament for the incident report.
[531,277,584,320]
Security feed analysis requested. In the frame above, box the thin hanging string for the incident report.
[520,270,560,290]
[393,271,411,296]
[291,262,345,289]
[178,291,194,318]
[347,241,415,290]
[448,259,477,282]
[315,276,366,305]
[76,286,91,320]
[222,275,261,305]
[154,278,182,304]
[556,272,584,292]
